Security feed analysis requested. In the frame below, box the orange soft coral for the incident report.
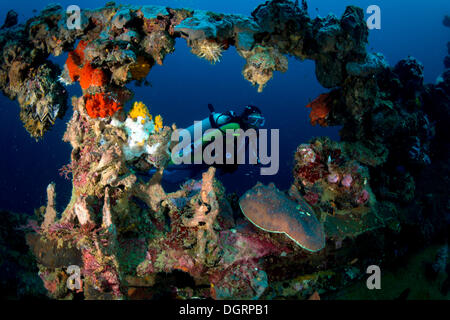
[85,93,121,118]
[66,41,107,90]
[305,93,332,127]
[66,41,88,73]
[79,64,107,90]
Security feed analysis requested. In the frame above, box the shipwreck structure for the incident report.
[0,1,448,299]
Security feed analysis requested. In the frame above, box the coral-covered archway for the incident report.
[0,1,448,300]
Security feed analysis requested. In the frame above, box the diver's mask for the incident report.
[242,105,265,128]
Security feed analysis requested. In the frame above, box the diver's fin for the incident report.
[208,103,215,113]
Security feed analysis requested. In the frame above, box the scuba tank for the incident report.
[184,104,239,137]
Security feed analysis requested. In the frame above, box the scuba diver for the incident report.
[163,104,266,184]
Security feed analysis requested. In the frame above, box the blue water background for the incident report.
[0,0,449,214]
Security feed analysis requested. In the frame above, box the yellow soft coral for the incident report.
[154,115,163,132]
[128,101,163,132]
[129,101,152,124]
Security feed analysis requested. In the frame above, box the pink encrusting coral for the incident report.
[303,192,320,205]
[341,174,353,188]
[293,145,327,186]
[239,182,325,252]
[356,189,370,205]
[293,137,374,211]
[327,172,340,184]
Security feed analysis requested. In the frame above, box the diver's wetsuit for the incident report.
[177,104,264,175]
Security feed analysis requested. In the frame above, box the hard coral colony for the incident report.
[0,0,448,302]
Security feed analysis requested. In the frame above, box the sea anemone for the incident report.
[190,39,224,64]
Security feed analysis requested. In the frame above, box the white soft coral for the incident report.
[112,115,159,160]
